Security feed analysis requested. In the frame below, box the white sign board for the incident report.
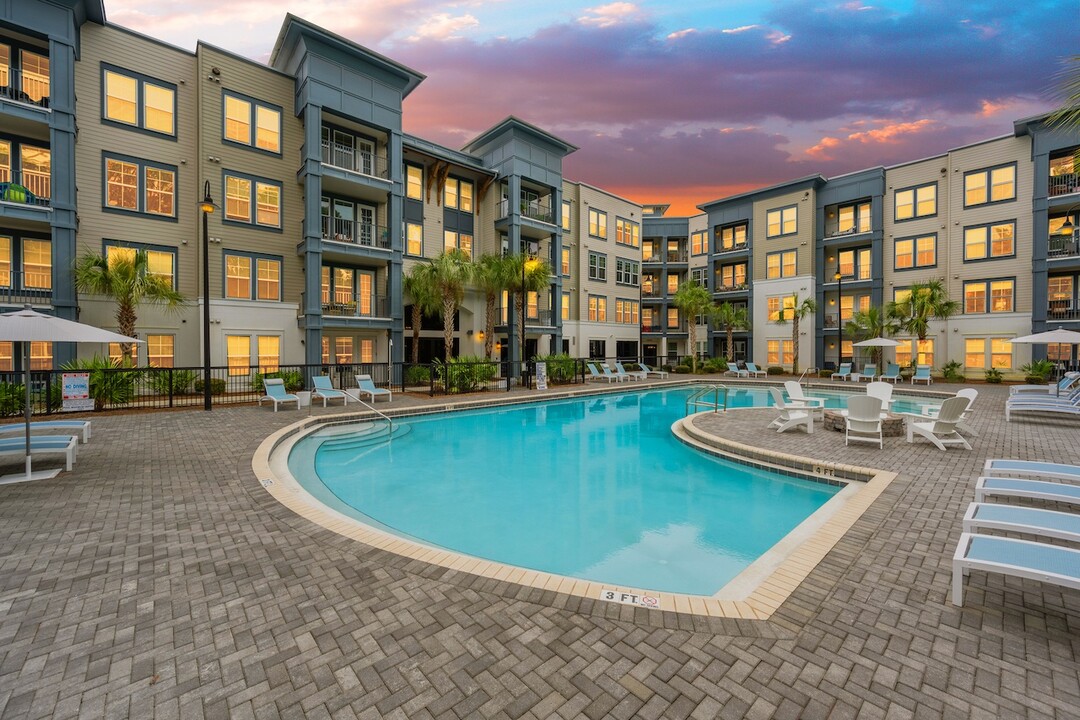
[62,373,94,412]
[535,361,547,391]
[598,589,663,610]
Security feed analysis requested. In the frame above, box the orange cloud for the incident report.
[980,98,1014,117]
[846,118,935,144]
[806,136,842,160]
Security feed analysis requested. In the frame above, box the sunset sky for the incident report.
[108,0,1074,215]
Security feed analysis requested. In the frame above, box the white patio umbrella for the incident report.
[0,306,141,482]
[852,337,900,369]
[1009,327,1080,396]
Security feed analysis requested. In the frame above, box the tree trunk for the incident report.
[411,305,422,365]
[518,290,526,370]
[726,326,734,362]
[117,301,137,364]
[484,294,496,360]
[792,315,800,375]
[688,324,697,373]
[442,296,455,362]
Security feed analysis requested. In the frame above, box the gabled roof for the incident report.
[462,116,578,156]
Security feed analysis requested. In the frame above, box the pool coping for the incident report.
[252,384,901,620]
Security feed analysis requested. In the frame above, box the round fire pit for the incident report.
[822,409,906,437]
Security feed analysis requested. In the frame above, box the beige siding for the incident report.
[883,155,948,296]
[752,190,815,281]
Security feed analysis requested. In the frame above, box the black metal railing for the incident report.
[0,67,51,109]
[498,197,554,224]
[1049,173,1080,198]
[0,272,52,306]
[322,296,390,318]
[1047,302,1080,321]
[0,169,52,208]
[1048,235,1080,259]
[320,216,390,249]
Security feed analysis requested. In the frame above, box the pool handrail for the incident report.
[352,395,394,434]
[686,384,728,415]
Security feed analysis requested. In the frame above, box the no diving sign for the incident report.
[599,589,662,610]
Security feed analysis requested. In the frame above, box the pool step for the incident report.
[318,422,410,452]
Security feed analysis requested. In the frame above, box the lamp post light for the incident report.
[835,269,843,369]
[199,180,215,411]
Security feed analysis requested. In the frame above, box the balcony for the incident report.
[827,266,873,282]
[641,321,686,334]
[0,272,52,307]
[1049,235,1080,259]
[322,296,390,318]
[495,307,554,327]
[1048,301,1080,322]
[0,67,51,110]
[0,169,52,209]
[714,282,748,294]
[498,197,554,225]
[321,217,390,249]
[1049,174,1080,198]
[320,140,389,180]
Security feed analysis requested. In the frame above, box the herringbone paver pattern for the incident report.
[1,381,1079,718]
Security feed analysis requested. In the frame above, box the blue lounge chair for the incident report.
[1005,391,1080,422]
[0,435,78,472]
[983,459,1080,482]
[0,420,91,443]
[881,363,901,383]
[1010,372,1080,396]
[639,362,668,379]
[974,476,1080,505]
[614,362,646,381]
[963,502,1080,543]
[910,365,932,385]
[598,364,627,382]
[724,361,749,378]
[744,362,767,378]
[858,364,877,382]
[952,532,1080,606]
[586,363,618,383]
[311,375,348,407]
[354,373,392,402]
[830,363,852,381]
[259,378,300,411]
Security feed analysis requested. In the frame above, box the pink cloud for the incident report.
[578,2,642,28]
[409,13,480,41]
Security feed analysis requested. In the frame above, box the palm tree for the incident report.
[1048,55,1080,130]
[426,249,474,362]
[775,293,816,374]
[73,249,186,363]
[712,302,751,363]
[844,305,901,368]
[888,279,958,342]
[402,263,440,365]
[671,280,713,372]
[473,254,515,360]
[507,253,553,367]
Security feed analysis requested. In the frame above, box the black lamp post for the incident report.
[199,180,215,411]
[519,240,538,379]
[835,270,843,368]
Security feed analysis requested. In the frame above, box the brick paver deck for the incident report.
[2,380,1079,718]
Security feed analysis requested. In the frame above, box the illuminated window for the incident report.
[406,165,423,200]
[767,339,794,365]
[359,339,374,363]
[22,238,50,289]
[0,236,10,287]
[103,68,174,135]
[406,222,423,256]
[226,335,250,376]
[335,337,353,364]
[716,223,747,251]
[896,338,934,367]
[257,336,280,373]
[766,249,796,279]
[964,221,1015,261]
[444,178,473,212]
[895,183,936,220]
[29,341,51,370]
[561,201,572,231]
[225,176,251,222]
[588,209,607,238]
[224,93,280,153]
[965,279,1013,313]
[104,156,176,217]
[147,335,174,368]
[105,243,177,289]
[616,299,639,324]
[667,307,680,329]
[616,218,639,247]
[965,164,1015,207]
[443,231,473,256]
[691,230,707,255]
[562,292,571,321]
[588,296,607,322]
[768,294,796,321]
[895,234,936,269]
[766,206,797,237]
[224,174,280,228]
[561,247,571,276]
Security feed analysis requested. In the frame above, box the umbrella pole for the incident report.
[23,340,31,479]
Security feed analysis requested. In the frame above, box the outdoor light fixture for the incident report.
[201,180,215,411]
[1057,204,1079,236]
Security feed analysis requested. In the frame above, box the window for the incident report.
[965,338,1012,369]
[0,236,9,287]
[691,230,707,255]
[443,231,473,256]
[406,222,423,256]
[333,337,354,364]
[717,263,747,290]
[964,221,1015,261]
[964,164,1015,207]
[767,295,796,322]
[691,268,706,287]
[766,250,797,279]
[223,92,281,153]
[615,258,639,286]
[22,238,50,289]
[716,223,747,251]
[894,183,936,220]
[666,273,679,295]
[964,279,1014,314]
[836,202,871,234]
[894,234,936,269]
[767,340,794,366]
[224,252,282,301]
[226,335,250,376]
[766,206,797,237]
[1,142,51,200]
[588,209,607,238]
[28,341,51,370]
[224,173,281,229]
[562,292,571,321]
[588,296,607,322]
[445,178,473,212]
[667,308,680,330]
[359,339,374,363]
[616,218,639,247]
[0,48,48,103]
[103,67,175,135]
[896,338,934,367]
[104,155,176,218]
[562,201,572,231]
[257,336,280,372]
[406,165,423,200]
[561,247,571,276]
[104,243,177,289]
[147,335,174,368]
[588,252,606,281]
[837,248,872,280]
[615,299,638,324]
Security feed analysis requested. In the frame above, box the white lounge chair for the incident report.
[744,362,768,378]
[844,394,883,448]
[311,375,348,406]
[963,502,1080,543]
[921,388,978,436]
[830,363,852,381]
[881,363,901,383]
[1005,392,1080,422]
[614,362,647,381]
[0,420,91,444]
[1009,372,1080,396]
[259,378,300,411]
[865,381,895,412]
[910,365,932,385]
[0,435,78,472]
[639,362,668,379]
[905,395,971,451]
[354,374,392,402]
[952,532,1080,606]
[982,459,1080,483]
[974,476,1080,506]
[783,380,825,416]
[767,387,813,434]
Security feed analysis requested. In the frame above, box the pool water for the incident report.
[288,385,861,596]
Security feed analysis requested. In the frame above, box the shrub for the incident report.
[1020,359,1055,383]
[941,360,964,382]
[148,368,198,395]
[252,369,304,392]
[766,366,785,375]
[702,358,728,374]
[61,356,141,411]
[984,367,1003,384]
[404,365,431,386]
[0,382,25,416]
[435,356,498,393]
[818,369,833,378]
[194,377,226,395]
[534,354,577,383]
[671,366,691,374]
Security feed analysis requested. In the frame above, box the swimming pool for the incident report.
[287,385,875,596]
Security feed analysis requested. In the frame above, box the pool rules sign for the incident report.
[535,361,547,390]
[62,373,93,412]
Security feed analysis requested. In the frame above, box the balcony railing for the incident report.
[320,140,389,180]
[498,198,554,224]
[321,216,390,249]
[641,321,686,333]
[665,250,688,263]
[1049,235,1080,259]
[716,242,748,254]
[1047,302,1080,321]
[495,306,553,325]
[714,283,748,293]
[1049,173,1080,198]
[0,272,51,306]
[0,67,50,109]
[827,266,873,282]
[322,296,390,318]
[0,169,52,208]
[641,287,663,298]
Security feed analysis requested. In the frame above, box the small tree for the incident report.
[426,250,474,362]
[403,263,440,365]
[713,302,751,362]
[844,306,901,368]
[73,249,186,363]
[671,281,713,372]
[507,253,552,367]
[775,293,816,374]
[888,279,958,342]
[473,254,515,360]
